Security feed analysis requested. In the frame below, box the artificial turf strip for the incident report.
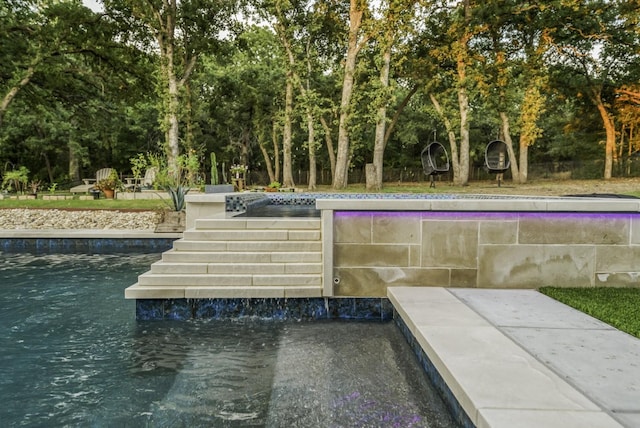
[539,287,640,339]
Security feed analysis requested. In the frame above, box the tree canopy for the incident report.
[1,0,639,189]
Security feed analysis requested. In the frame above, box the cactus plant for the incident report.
[210,152,219,185]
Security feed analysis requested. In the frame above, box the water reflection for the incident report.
[0,252,458,427]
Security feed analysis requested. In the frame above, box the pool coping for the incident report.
[0,229,182,239]
[389,287,637,428]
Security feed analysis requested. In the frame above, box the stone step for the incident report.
[195,218,321,230]
[173,240,322,252]
[168,242,322,263]
[182,229,321,241]
[137,272,322,287]
[125,284,322,299]
[150,262,322,275]
[162,250,322,263]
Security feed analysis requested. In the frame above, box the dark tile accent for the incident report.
[136,298,393,322]
[0,238,176,253]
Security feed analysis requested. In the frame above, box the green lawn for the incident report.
[539,287,640,338]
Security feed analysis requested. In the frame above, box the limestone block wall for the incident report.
[332,211,640,297]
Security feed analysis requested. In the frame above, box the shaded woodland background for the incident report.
[1,0,639,191]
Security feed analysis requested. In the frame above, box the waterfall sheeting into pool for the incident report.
[0,251,458,427]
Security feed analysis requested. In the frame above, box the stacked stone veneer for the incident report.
[331,210,640,297]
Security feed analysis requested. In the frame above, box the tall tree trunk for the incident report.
[499,111,520,182]
[453,0,472,186]
[68,140,82,182]
[307,111,317,190]
[258,138,276,183]
[372,44,392,191]
[591,89,615,179]
[272,121,281,182]
[320,116,336,179]
[333,0,366,189]
[282,75,295,187]
[0,59,39,127]
[430,93,459,178]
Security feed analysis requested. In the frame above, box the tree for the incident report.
[103,0,235,172]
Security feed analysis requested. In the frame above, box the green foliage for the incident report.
[130,153,147,180]
[268,181,281,189]
[2,166,29,193]
[540,287,640,338]
[95,170,122,191]
[166,185,189,212]
[210,152,219,185]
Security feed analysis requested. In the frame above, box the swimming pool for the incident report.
[0,251,459,427]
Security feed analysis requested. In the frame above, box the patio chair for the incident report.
[124,167,158,192]
[484,140,510,187]
[421,142,450,188]
[70,168,114,193]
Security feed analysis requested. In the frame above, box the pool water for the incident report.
[0,251,458,427]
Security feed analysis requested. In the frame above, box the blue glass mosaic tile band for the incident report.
[0,238,176,253]
[136,297,395,321]
[394,312,475,428]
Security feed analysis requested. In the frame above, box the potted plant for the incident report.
[265,181,281,192]
[95,170,122,199]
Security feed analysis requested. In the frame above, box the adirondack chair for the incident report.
[70,168,114,193]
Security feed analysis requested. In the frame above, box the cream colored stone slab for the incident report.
[334,212,371,243]
[422,220,478,268]
[372,213,421,244]
[194,219,247,229]
[228,241,322,252]
[449,269,477,287]
[183,230,289,241]
[137,273,252,286]
[546,198,640,213]
[245,219,320,230]
[164,251,258,263]
[288,230,321,241]
[429,198,547,212]
[284,286,323,298]
[479,220,517,244]
[284,263,323,274]
[632,216,640,244]
[316,198,431,211]
[172,241,228,251]
[417,326,600,423]
[207,263,285,274]
[271,252,322,263]
[124,284,185,299]
[519,213,629,245]
[322,209,334,297]
[335,268,450,297]
[408,245,421,267]
[334,243,409,267]
[478,245,594,288]
[596,246,640,271]
[185,286,285,298]
[150,262,208,274]
[477,409,622,428]
[253,274,322,286]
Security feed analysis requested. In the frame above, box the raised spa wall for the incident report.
[184,193,640,298]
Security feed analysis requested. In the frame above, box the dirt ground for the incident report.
[385,177,640,197]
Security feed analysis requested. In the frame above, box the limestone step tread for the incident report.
[182,230,321,241]
[150,262,322,275]
[163,250,322,263]
[125,284,322,299]
[138,272,322,287]
[195,218,321,230]
[173,240,322,252]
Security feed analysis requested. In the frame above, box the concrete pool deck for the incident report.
[389,286,640,428]
[2,229,638,427]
